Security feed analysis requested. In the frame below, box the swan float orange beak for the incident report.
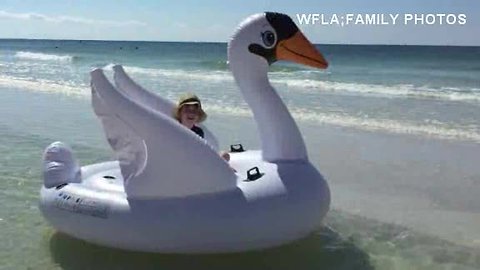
[276,31,328,69]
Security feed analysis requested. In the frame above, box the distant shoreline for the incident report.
[0,38,478,48]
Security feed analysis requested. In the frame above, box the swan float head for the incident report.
[228,12,328,162]
[230,12,327,71]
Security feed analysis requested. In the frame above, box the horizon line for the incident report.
[0,38,478,48]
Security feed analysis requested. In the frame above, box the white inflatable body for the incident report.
[40,151,329,253]
[39,12,330,253]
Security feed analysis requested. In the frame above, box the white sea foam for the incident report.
[272,78,480,103]
[0,75,87,97]
[14,51,74,62]
[120,65,233,82]
[206,104,480,143]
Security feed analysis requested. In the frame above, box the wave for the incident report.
[116,64,233,82]
[114,65,318,83]
[206,104,480,143]
[0,75,87,97]
[196,60,228,71]
[118,65,320,82]
[117,65,480,103]
[14,51,75,62]
[272,79,480,103]
[196,59,309,73]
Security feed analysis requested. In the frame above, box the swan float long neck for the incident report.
[228,13,328,163]
[228,42,306,162]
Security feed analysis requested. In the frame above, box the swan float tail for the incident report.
[42,142,81,188]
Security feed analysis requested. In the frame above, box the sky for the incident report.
[0,0,478,46]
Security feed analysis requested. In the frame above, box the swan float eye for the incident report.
[261,31,276,48]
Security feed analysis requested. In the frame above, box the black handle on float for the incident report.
[230,144,245,153]
[245,167,264,181]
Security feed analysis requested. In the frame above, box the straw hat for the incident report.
[173,93,207,123]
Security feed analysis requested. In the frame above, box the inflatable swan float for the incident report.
[40,12,330,253]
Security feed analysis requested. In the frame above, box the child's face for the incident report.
[180,104,200,128]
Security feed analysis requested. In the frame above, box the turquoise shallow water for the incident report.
[0,40,479,269]
[0,103,479,269]
[0,128,478,269]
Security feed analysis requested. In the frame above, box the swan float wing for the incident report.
[91,69,237,199]
[91,84,147,182]
[112,65,220,151]
[113,65,176,116]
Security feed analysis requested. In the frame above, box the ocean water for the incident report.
[0,39,479,269]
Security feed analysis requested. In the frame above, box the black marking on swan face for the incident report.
[248,12,299,64]
[265,12,298,41]
[248,44,276,64]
